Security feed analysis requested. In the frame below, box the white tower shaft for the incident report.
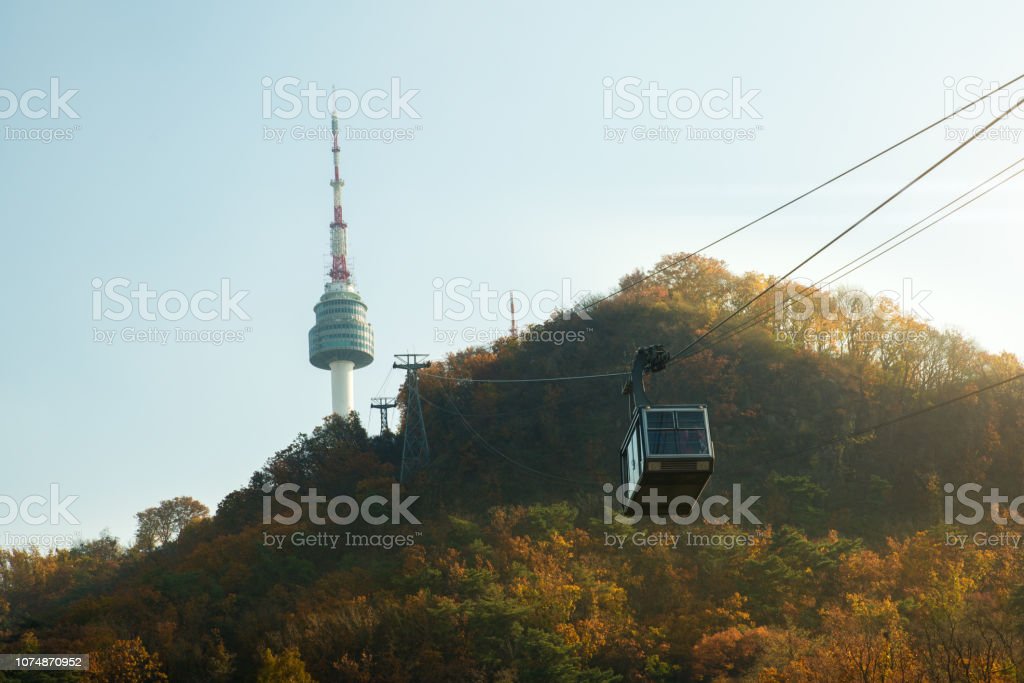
[330,360,355,415]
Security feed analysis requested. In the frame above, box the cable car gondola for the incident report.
[619,345,715,515]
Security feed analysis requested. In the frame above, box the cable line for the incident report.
[417,149,1024,395]
[414,82,1024,388]
[725,371,1024,478]
[667,96,1024,363]
[421,385,598,486]
[578,71,1024,314]
[674,156,1024,360]
[422,370,627,384]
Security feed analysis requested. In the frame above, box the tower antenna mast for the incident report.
[329,110,350,284]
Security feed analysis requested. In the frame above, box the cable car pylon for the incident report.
[619,345,715,516]
[370,396,397,433]
[393,354,431,483]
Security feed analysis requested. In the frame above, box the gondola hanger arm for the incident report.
[622,345,670,409]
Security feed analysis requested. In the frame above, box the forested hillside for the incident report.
[3,254,1024,682]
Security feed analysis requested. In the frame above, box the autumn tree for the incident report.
[86,637,168,682]
[257,646,315,683]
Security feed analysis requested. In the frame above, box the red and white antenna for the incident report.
[329,111,351,284]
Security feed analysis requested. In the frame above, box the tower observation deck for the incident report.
[308,112,374,415]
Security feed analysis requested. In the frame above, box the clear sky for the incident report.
[2,0,1022,546]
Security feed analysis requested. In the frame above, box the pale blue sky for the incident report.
[2,1,1022,545]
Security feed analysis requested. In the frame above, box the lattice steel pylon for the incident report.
[370,396,397,433]
[393,354,431,483]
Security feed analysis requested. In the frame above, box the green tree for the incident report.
[134,496,209,550]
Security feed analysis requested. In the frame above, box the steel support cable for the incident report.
[673,157,1024,361]
[577,72,1024,314]
[667,96,1024,363]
